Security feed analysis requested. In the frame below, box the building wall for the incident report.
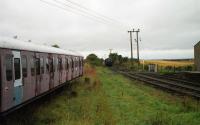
[194,42,200,71]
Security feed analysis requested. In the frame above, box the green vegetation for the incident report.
[97,67,200,125]
[85,54,103,66]
[109,53,129,65]
[2,65,200,125]
[108,53,140,71]
[52,44,60,48]
[107,52,194,72]
[108,52,194,72]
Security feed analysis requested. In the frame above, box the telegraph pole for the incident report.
[128,30,134,65]
[109,49,113,54]
[108,49,113,59]
[133,29,140,65]
[13,35,18,39]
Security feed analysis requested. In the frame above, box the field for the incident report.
[143,59,194,67]
[1,64,200,125]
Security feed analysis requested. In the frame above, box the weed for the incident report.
[147,112,171,125]
[1,65,200,125]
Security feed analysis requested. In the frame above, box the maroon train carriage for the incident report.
[0,37,84,115]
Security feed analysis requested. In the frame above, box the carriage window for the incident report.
[22,56,27,77]
[57,58,59,70]
[31,57,35,76]
[46,58,49,73]
[74,60,76,68]
[53,57,57,72]
[58,58,62,71]
[49,58,53,73]
[62,58,65,70]
[79,59,81,67]
[65,58,68,70]
[14,58,21,80]
[76,60,78,68]
[36,58,40,75]
[5,55,13,81]
[72,59,74,70]
[40,58,44,74]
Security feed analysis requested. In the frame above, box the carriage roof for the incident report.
[0,37,82,57]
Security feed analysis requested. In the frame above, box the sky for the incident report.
[0,0,200,59]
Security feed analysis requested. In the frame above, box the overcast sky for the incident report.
[0,0,200,59]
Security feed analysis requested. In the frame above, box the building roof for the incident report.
[195,41,200,47]
[0,37,82,57]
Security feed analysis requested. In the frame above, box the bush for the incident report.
[183,65,193,71]
[86,54,103,66]
[165,66,173,71]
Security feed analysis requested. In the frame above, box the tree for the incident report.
[109,53,126,65]
[122,57,129,62]
[52,44,60,48]
[86,54,98,61]
[86,54,102,66]
[109,53,119,64]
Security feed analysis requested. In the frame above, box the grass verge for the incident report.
[1,65,200,125]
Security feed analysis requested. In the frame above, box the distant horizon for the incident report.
[84,52,194,60]
[81,48,194,60]
[1,0,199,59]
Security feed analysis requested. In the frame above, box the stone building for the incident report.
[194,41,200,71]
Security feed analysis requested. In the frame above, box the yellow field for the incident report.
[142,60,194,67]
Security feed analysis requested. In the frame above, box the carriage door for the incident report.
[67,57,72,81]
[58,57,62,84]
[49,56,54,89]
[12,51,23,106]
[35,54,41,96]
[71,58,74,78]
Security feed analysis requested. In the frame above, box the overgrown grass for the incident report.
[1,65,200,125]
[97,67,200,125]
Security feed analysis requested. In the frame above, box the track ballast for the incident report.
[118,70,200,99]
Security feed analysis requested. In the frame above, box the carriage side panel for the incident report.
[53,54,59,87]
[39,53,49,94]
[60,55,66,84]
[21,51,33,102]
[0,49,14,112]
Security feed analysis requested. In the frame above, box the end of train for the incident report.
[105,58,113,67]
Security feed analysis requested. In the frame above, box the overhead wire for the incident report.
[63,0,128,27]
[40,0,129,28]
[39,0,111,25]
[53,0,112,24]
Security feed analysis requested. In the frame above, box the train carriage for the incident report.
[0,37,83,115]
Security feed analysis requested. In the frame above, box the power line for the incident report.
[39,0,111,25]
[53,0,112,24]
[64,0,114,23]
[39,0,129,28]
[64,0,127,27]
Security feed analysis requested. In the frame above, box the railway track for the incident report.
[138,73,200,88]
[118,71,200,99]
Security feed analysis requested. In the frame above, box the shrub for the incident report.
[86,54,103,66]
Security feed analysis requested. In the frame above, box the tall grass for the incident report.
[1,65,200,125]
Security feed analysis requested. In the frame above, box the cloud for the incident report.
[0,0,199,59]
